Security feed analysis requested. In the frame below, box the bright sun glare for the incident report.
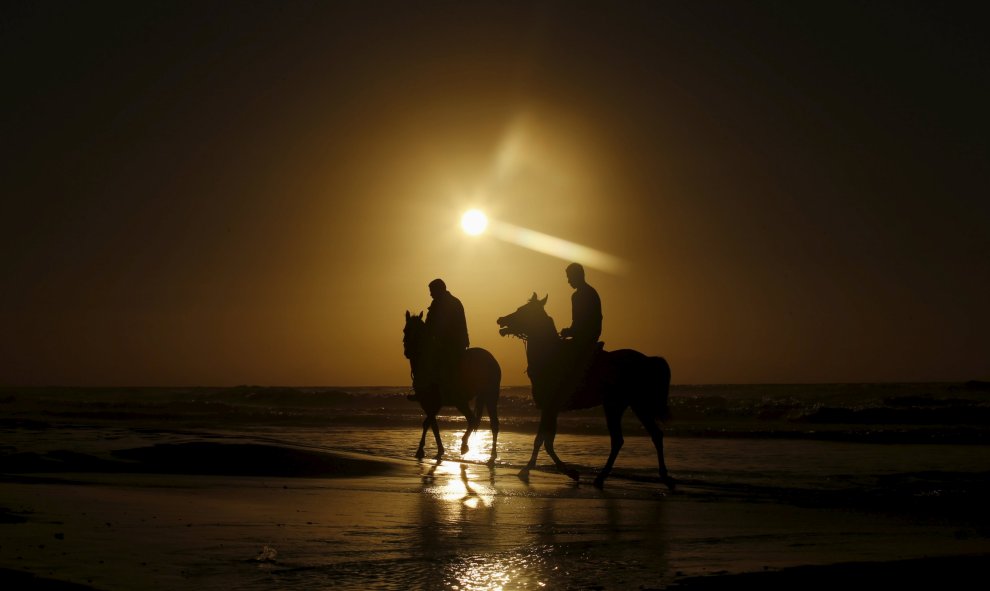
[460,209,488,236]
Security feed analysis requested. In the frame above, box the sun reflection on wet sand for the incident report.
[458,429,495,464]
[417,454,554,590]
[443,543,587,590]
[446,554,542,591]
[407,428,676,590]
[421,458,495,509]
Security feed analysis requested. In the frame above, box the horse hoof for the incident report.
[593,476,606,489]
[565,469,580,482]
[415,449,425,460]
[460,443,470,454]
[487,456,497,467]
[517,469,530,482]
[661,474,676,490]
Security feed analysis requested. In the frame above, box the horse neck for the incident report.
[406,338,430,392]
[404,329,427,374]
[407,350,421,374]
[524,315,561,377]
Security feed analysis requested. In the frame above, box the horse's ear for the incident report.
[405,310,410,320]
[417,311,423,319]
[540,294,548,306]
[530,291,538,302]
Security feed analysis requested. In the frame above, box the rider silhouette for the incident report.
[560,263,602,345]
[559,263,602,397]
[411,278,469,402]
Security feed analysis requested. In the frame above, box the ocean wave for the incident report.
[2,383,988,443]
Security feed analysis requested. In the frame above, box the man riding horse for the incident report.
[559,263,603,399]
[409,278,469,402]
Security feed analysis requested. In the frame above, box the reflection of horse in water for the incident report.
[403,311,501,463]
[497,294,674,488]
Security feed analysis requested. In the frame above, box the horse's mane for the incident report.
[511,301,559,342]
[403,312,427,360]
[534,309,558,340]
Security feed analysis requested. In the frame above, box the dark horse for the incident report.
[403,311,502,463]
[497,294,673,488]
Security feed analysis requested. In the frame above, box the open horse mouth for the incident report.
[496,317,512,336]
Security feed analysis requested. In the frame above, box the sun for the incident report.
[460,209,488,236]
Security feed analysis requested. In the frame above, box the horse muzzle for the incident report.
[496,316,510,336]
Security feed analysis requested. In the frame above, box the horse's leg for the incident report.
[594,405,626,488]
[430,415,444,459]
[455,401,476,454]
[469,394,488,456]
[469,394,494,463]
[416,414,431,460]
[486,393,500,466]
[541,411,580,481]
[518,414,547,481]
[632,405,675,489]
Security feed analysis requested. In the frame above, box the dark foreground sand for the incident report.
[4,555,988,591]
[5,556,988,591]
[2,441,988,590]
[666,554,988,590]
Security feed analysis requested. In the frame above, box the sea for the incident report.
[0,381,990,460]
[2,382,989,590]
[3,381,990,504]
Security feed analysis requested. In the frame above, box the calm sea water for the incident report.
[3,382,989,497]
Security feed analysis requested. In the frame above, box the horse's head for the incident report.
[496,292,555,340]
[403,310,426,359]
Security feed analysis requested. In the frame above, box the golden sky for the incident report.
[2,2,988,386]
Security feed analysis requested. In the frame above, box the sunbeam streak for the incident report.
[487,219,629,274]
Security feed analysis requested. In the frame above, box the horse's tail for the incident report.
[472,395,486,423]
[651,356,672,421]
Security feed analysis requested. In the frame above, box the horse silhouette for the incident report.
[403,311,502,463]
[497,293,673,488]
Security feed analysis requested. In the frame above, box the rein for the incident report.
[503,331,532,375]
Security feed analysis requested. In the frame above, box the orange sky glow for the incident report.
[2,2,987,386]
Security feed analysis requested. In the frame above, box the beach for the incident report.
[2,384,989,589]
[6,2,989,588]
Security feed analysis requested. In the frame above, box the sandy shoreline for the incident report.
[2,438,989,589]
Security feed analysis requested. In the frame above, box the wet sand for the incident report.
[2,441,988,590]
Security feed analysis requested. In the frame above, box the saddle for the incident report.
[556,341,605,410]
